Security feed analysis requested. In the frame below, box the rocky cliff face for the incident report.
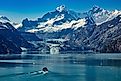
[0,35,22,54]
[100,37,121,53]
[0,17,34,54]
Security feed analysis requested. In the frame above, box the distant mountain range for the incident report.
[0,5,121,53]
[18,5,121,33]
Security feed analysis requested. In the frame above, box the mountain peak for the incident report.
[90,5,104,13]
[56,5,66,12]
[92,5,100,9]
[0,16,11,23]
[0,16,10,21]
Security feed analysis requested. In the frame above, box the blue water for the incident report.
[0,54,121,81]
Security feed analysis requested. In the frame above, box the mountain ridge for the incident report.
[18,5,121,33]
[1,5,121,53]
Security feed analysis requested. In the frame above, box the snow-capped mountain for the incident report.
[0,16,10,22]
[1,5,121,53]
[19,5,121,33]
[0,16,22,29]
[0,16,16,30]
[85,5,111,25]
[86,5,121,25]
[16,5,121,52]
[19,5,91,32]
[56,5,66,12]
[39,5,82,22]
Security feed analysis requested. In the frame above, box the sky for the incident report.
[0,0,121,23]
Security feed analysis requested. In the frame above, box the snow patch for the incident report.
[28,18,86,33]
[0,19,9,23]
[96,10,121,25]
[108,24,114,27]
[45,14,64,26]
[72,19,86,30]
[0,16,22,29]
[56,5,66,12]
[107,10,121,21]
[119,19,121,22]
[37,14,64,28]
[0,24,8,29]
[12,23,22,29]
[27,29,39,33]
